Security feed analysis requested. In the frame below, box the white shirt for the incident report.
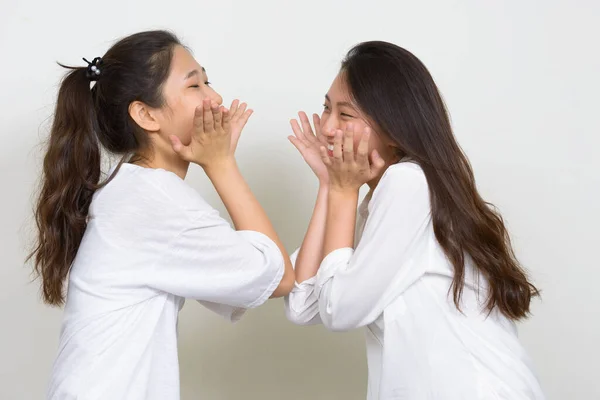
[48,164,284,400]
[285,162,545,400]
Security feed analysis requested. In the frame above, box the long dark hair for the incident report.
[342,41,539,320]
[28,30,181,306]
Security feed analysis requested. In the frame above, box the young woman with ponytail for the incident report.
[29,30,294,399]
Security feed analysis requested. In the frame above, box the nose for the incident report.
[321,116,339,141]
[322,129,335,142]
[209,88,223,106]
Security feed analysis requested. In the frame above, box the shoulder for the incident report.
[104,164,214,216]
[372,161,429,202]
[364,162,431,227]
[148,168,212,212]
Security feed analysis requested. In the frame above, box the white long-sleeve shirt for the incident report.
[48,163,284,400]
[285,162,544,400]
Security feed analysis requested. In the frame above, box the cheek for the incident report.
[353,134,362,149]
[351,121,371,148]
[161,99,196,144]
[180,107,197,145]
[320,113,331,131]
[369,135,393,160]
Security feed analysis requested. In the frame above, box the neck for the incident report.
[367,159,396,190]
[132,150,190,180]
[367,177,378,190]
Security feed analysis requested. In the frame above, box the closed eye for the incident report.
[190,81,211,88]
[341,113,355,118]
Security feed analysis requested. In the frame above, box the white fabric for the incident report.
[48,163,284,400]
[285,162,545,400]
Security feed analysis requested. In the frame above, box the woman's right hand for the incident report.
[289,112,329,184]
[170,99,232,171]
[228,99,253,153]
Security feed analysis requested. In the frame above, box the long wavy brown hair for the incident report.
[28,30,180,306]
[342,41,539,320]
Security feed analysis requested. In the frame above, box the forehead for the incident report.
[169,46,206,76]
[326,73,352,101]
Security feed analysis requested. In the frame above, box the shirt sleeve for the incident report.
[284,248,323,325]
[146,209,284,309]
[314,164,431,331]
[196,300,247,323]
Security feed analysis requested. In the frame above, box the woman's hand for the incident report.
[320,123,385,193]
[289,111,329,184]
[170,98,233,171]
[228,99,253,153]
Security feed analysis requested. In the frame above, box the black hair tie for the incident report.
[83,57,103,81]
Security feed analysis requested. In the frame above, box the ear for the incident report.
[128,101,161,132]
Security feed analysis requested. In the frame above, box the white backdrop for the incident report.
[1,0,598,399]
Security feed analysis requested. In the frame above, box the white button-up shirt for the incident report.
[285,162,545,399]
[48,164,284,400]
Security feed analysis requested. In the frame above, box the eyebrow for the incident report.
[185,67,206,80]
[325,94,356,109]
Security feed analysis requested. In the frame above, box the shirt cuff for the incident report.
[285,275,321,325]
[236,230,285,308]
[315,247,354,297]
[293,275,316,290]
[197,300,247,324]
[289,247,319,289]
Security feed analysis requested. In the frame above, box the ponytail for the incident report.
[28,30,182,306]
[29,67,101,306]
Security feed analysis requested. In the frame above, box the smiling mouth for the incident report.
[327,144,334,157]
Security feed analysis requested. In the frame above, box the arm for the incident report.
[146,209,285,309]
[293,184,329,283]
[205,161,294,297]
[315,165,430,331]
[283,184,329,325]
[287,111,331,283]
[170,99,294,297]
[283,112,330,324]
[323,189,359,257]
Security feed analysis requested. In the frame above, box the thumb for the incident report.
[370,150,386,172]
[170,135,191,161]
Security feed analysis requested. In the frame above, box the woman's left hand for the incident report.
[320,124,386,192]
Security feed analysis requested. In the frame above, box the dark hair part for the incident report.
[28,30,181,306]
[342,41,539,320]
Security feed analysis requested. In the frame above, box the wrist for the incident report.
[329,184,360,197]
[328,186,360,202]
[317,183,330,201]
[318,178,329,187]
[203,157,238,178]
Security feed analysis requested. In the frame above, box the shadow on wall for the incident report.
[178,301,367,400]
[178,150,368,400]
